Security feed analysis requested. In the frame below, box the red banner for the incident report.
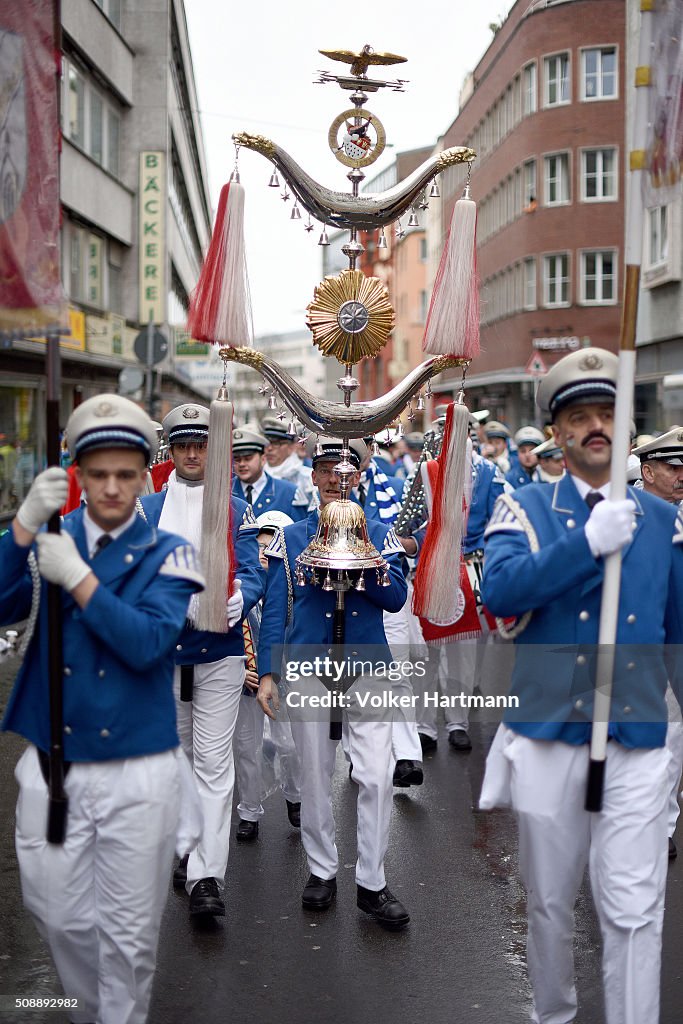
[0,1,64,332]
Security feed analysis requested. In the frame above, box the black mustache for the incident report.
[582,432,611,447]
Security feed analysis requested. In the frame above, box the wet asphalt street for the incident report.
[1,655,683,1024]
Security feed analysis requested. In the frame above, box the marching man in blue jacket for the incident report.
[142,404,265,919]
[231,427,306,521]
[256,437,411,928]
[480,349,683,1024]
[1,395,204,1024]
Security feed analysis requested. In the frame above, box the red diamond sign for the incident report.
[525,352,548,376]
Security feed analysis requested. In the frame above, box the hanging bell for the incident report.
[314,436,323,456]
[429,180,440,198]
[355,572,366,592]
[291,201,301,221]
[268,169,280,188]
[370,439,380,456]
[377,228,387,249]
[380,570,391,587]
[322,572,334,592]
[267,393,278,410]
[287,418,297,435]
[396,420,405,438]
[408,208,419,228]
[295,566,307,587]
[318,228,330,246]
[416,393,425,411]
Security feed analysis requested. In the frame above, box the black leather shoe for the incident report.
[173,854,188,889]
[189,877,225,917]
[286,800,301,828]
[357,885,410,929]
[236,819,259,842]
[418,732,437,752]
[392,759,424,787]
[302,873,336,910]
[669,837,678,860]
[448,729,472,751]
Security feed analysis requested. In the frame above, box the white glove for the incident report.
[16,467,69,535]
[36,532,92,592]
[584,498,636,558]
[227,579,244,628]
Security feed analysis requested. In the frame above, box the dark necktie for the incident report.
[358,482,367,507]
[92,534,113,558]
[585,491,605,510]
[245,483,254,505]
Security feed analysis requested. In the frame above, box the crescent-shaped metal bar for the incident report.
[232,132,475,231]
[219,346,467,437]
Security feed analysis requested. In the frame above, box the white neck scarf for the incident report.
[159,471,204,624]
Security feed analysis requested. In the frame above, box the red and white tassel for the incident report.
[412,399,471,625]
[422,175,479,360]
[187,181,252,347]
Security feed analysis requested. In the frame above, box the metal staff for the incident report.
[585,0,653,811]
[46,333,68,842]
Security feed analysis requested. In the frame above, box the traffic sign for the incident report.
[525,351,548,376]
[118,366,145,395]
[134,327,168,366]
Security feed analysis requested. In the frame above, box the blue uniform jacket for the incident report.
[231,473,306,521]
[465,456,506,553]
[141,491,265,664]
[505,466,541,489]
[257,510,408,678]
[0,510,203,761]
[482,474,683,747]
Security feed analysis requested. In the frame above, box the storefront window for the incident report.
[0,387,41,519]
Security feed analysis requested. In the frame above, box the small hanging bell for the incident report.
[408,208,419,228]
[370,439,380,456]
[318,228,330,246]
[381,570,391,587]
[416,393,425,411]
[287,418,297,435]
[268,169,280,188]
[322,572,334,592]
[429,180,440,198]
[355,572,366,592]
[377,228,387,249]
[267,393,278,410]
[295,566,307,587]
[291,200,301,221]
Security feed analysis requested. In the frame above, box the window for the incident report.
[649,206,668,266]
[62,57,121,177]
[543,254,570,306]
[581,250,617,303]
[523,63,537,115]
[544,53,570,107]
[524,258,536,309]
[524,159,537,205]
[419,238,427,261]
[581,148,617,200]
[419,290,428,324]
[94,0,122,31]
[582,47,617,100]
[544,153,570,205]
[63,220,110,310]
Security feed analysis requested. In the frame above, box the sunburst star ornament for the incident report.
[306,269,394,363]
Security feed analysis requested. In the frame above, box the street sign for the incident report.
[525,351,548,377]
[118,366,145,395]
[134,327,168,366]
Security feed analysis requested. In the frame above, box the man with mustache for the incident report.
[480,348,683,1024]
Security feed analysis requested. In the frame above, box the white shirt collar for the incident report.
[569,474,611,501]
[241,470,268,502]
[83,508,137,559]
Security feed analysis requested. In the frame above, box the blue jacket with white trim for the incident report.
[0,509,203,761]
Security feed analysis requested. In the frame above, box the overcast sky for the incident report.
[184,0,513,337]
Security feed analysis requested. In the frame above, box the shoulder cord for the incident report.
[279,527,294,626]
[17,552,41,661]
[494,494,540,641]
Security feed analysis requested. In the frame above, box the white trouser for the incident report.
[416,638,477,737]
[290,682,393,890]
[383,605,422,762]
[174,656,245,891]
[15,745,179,1024]
[665,686,683,838]
[484,729,669,1024]
[235,692,302,820]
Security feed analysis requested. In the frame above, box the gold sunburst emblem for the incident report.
[306,270,394,363]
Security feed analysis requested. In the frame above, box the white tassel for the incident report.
[196,395,233,632]
[422,194,479,359]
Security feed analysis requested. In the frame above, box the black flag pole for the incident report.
[45,0,68,844]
